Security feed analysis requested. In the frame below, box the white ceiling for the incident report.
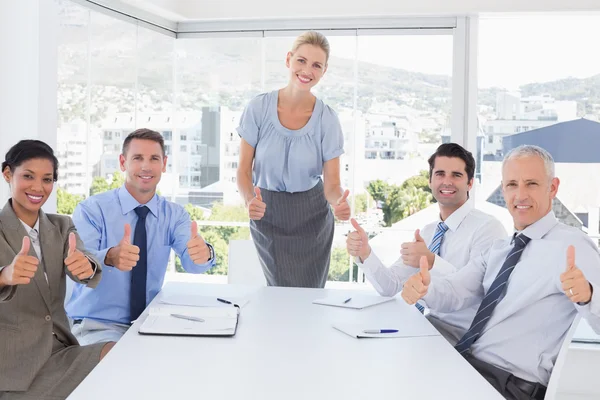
[96,0,600,23]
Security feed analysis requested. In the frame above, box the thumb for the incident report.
[68,232,77,256]
[190,221,198,239]
[337,189,350,205]
[350,218,365,234]
[123,223,132,244]
[19,236,30,255]
[566,245,576,272]
[414,229,424,242]
[254,187,262,201]
[420,256,431,286]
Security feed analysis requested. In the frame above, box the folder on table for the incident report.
[138,305,240,337]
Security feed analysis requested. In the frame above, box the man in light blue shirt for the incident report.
[402,145,600,400]
[66,129,216,344]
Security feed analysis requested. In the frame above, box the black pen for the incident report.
[343,297,352,304]
[217,297,232,305]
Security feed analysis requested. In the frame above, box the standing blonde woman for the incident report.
[237,31,350,288]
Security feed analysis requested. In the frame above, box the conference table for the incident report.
[68,282,503,400]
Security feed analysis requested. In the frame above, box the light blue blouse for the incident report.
[236,90,344,193]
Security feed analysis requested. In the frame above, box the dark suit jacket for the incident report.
[0,200,102,391]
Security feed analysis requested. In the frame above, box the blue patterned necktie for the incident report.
[130,206,150,322]
[454,234,531,354]
[415,221,449,313]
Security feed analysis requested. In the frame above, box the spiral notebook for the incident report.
[138,305,240,337]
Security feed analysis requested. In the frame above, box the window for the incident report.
[162,131,172,140]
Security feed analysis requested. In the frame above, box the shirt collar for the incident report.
[19,217,40,235]
[117,186,159,218]
[439,199,474,232]
[516,210,559,240]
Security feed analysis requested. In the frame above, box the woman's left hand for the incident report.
[333,189,351,221]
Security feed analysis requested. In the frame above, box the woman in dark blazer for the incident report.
[0,140,114,400]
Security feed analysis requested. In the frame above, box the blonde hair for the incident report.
[291,31,330,63]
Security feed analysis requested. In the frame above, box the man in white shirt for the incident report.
[402,145,600,400]
[347,143,507,344]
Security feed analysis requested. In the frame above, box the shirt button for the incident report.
[45,315,51,322]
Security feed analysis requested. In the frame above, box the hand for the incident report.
[400,229,435,268]
[333,189,351,221]
[0,237,39,286]
[105,224,140,271]
[346,218,371,261]
[64,232,94,280]
[187,221,210,264]
[401,256,431,305]
[248,187,266,220]
[561,245,593,304]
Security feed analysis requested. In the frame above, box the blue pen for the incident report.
[343,297,352,304]
[363,329,399,334]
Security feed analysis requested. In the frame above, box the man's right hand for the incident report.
[104,224,140,271]
[0,237,39,286]
[401,256,431,305]
[248,187,266,220]
[346,218,371,262]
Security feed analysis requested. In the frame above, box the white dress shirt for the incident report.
[423,211,600,385]
[358,199,507,342]
[19,218,46,283]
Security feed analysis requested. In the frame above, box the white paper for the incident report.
[333,323,440,339]
[138,305,239,336]
[312,294,395,309]
[158,294,249,308]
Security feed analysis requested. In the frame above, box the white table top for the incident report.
[68,283,503,400]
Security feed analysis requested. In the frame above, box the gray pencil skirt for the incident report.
[249,179,334,288]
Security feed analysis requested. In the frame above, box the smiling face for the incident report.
[3,158,54,220]
[120,138,167,198]
[502,155,558,231]
[429,156,473,211]
[286,44,328,92]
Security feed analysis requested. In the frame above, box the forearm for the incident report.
[324,183,343,206]
[359,252,414,297]
[237,168,255,206]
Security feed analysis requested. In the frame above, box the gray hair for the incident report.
[502,145,555,180]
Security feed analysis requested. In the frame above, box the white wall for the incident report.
[0,0,58,211]
[114,0,600,21]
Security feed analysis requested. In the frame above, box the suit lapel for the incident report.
[0,201,53,312]
[39,211,62,308]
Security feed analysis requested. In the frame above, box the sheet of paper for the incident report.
[139,305,239,336]
[312,294,395,309]
[333,323,440,339]
[158,294,249,308]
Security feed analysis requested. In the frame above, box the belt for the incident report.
[508,375,546,400]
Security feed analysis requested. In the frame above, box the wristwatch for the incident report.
[206,243,215,262]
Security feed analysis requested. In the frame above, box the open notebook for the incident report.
[138,305,240,337]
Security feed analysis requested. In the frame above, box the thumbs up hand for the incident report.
[105,224,140,271]
[401,256,431,305]
[400,229,435,268]
[186,221,211,264]
[248,187,266,221]
[0,236,39,286]
[64,232,94,280]
[346,218,371,261]
[333,189,351,221]
[560,245,593,304]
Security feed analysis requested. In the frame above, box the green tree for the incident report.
[327,247,353,281]
[401,170,433,199]
[353,193,370,214]
[89,171,125,196]
[56,188,83,215]
[367,178,432,227]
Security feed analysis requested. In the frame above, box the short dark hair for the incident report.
[2,140,59,181]
[122,128,165,156]
[427,143,475,182]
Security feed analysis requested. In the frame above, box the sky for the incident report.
[326,14,600,90]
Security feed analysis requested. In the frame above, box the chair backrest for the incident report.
[227,239,266,286]
[544,314,582,400]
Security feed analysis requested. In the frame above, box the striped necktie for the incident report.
[454,234,531,354]
[415,221,449,313]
